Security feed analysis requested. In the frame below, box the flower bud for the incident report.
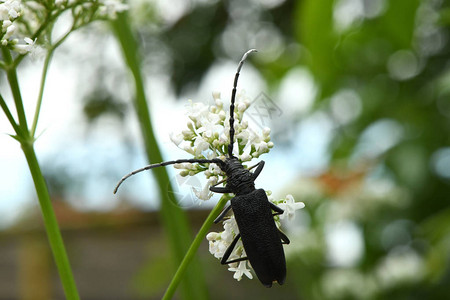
[212,91,221,100]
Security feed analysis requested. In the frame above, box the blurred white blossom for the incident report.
[0,0,128,56]
[376,248,425,289]
[98,0,129,18]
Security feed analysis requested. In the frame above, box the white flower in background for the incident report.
[55,0,65,7]
[0,0,128,56]
[98,0,129,19]
[376,248,425,289]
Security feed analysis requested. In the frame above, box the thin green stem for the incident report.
[2,47,30,135]
[31,49,53,137]
[162,195,229,300]
[21,143,80,300]
[0,93,24,137]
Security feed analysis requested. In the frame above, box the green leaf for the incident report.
[295,0,338,97]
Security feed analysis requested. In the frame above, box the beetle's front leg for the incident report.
[214,204,232,223]
[220,233,249,265]
[270,202,284,216]
[251,160,265,180]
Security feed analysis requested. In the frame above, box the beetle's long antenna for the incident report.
[228,49,257,158]
[114,158,225,194]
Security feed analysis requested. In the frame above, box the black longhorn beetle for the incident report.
[114,49,290,287]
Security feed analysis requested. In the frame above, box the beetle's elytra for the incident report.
[114,49,290,287]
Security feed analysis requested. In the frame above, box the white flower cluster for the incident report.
[171,91,273,200]
[98,0,129,18]
[0,0,35,54]
[171,91,305,281]
[0,0,128,56]
[206,193,305,281]
[55,0,128,19]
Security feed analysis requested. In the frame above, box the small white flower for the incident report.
[236,130,249,145]
[0,6,9,21]
[228,261,253,281]
[208,239,228,259]
[4,23,16,39]
[194,136,210,156]
[192,177,216,200]
[186,101,209,123]
[206,232,229,259]
[197,115,221,138]
[256,141,268,153]
[181,129,193,139]
[237,102,246,113]
[239,153,252,162]
[212,91,221,100]
[174,163,193,170]
[218,132,228,145]
[278,194,305,221]
[170,132,184,146]
[205,163,222,178]
[2,19,12,31]
[222,216,239,241]
[181,144,195,155]
[206,232,220,241]
[12,37,35,54]
[8,8,18,19]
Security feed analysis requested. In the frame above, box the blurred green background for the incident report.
[1,0,450,299]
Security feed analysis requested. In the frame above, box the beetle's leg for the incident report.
[251,160,265,180]
[278,230,290,245]
[223,256,249,265]
[210,178,231,193]
[214,205,232,224]
[269,202,284,216]
[210,186,232,193]
[221,233,248,264]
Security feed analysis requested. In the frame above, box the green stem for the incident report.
[111,12,208,300]
[0,93,24,138]
[162,195,229,300]
[21,143,80,300]
[2,47,30,135]
[30,19,75,138]
[31,49,53,137]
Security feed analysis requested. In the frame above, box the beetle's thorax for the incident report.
[223,157,255,195]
